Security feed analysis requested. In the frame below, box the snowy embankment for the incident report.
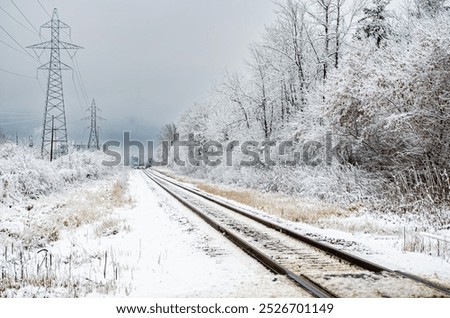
[0,143,116,206]
[0,144,130,297]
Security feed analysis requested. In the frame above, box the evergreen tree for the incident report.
[355,0,391,48]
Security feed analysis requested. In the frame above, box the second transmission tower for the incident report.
[28,8,82,159]
[85,99,104,150]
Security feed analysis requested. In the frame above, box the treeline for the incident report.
[160,0,450,209]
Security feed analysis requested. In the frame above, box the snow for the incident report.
[93,170,309,297]
[0,166,309,297]
[150,169,450,290]
[1,145,448,297]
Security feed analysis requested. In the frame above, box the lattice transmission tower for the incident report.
[28,9,82,159]
[84,99,104,150]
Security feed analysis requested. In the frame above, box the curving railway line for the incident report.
[143,169,450,298]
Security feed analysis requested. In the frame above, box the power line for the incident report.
[0,118,40,125]
[0,111,40,115]
[10,0,41,35]
[71,76,84,110]
[0,66,35,78]
[71,62,89,106]
[0,5,38,35]
[74,56,89,100]
[0,24,38,60]
[72,81,86,143]
[71,70,88,142]
[70,55,90,106]
[0,115,41,119]
[0,2,51,64]
[34,69,51,96]
[36,76,47,94]
[0,37,34,57]
[0,27,46,64]
[36,0,51,18]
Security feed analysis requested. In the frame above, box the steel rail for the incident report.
[144,170,336,298]
[144,169,450,296]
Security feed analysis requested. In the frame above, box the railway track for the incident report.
[143,169,450,298]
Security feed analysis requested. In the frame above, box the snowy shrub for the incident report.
[325,16,450,204]
[0,143,114,205]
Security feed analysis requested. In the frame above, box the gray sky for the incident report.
[0,0,277,144]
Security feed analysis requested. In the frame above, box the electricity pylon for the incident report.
[84,99,104,150]
[28,8,82,159]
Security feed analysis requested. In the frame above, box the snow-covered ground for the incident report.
[85,171,309,297]
[1,159,448,297]
[0,168,308,297]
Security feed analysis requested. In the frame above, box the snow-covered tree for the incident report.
[270,0,310,108]
[355,0,391,47]
[247,44,275,138]
[325,16,450,201]
[159,123,177,142]
[0,127,7,144]
[409,0,449,18]
[306,0,365,77]
[219,72,255,129]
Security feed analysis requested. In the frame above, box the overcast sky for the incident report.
[0,0,278,145]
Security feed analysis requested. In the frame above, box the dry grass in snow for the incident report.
[156,169,450,263]
[0,172,133,297]
[197,183,351,224]
[158,169,352,224]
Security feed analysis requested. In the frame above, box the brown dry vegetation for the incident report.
[0,175,133,297]
[157,169,353,224]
